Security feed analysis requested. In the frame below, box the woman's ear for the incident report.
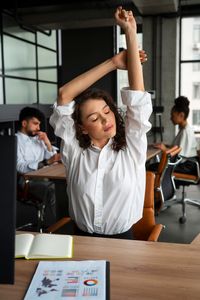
[179,112,185,120]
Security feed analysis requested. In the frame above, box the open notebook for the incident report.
[15,233,73,259]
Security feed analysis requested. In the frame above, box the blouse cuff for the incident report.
[53,101,75,115]
[121,88,151,106]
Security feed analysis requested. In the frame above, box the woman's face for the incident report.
[79,98,116,148]
[170,110,185,125]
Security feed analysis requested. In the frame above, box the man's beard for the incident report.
[27,130,38,137]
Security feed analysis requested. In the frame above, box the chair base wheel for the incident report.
[179,216,186,224]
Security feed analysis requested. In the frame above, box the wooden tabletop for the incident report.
[191,232,200,245]
[1,235,200,300]
[146,145,161,161]
[25,162,66,180]
[24,146,161,181]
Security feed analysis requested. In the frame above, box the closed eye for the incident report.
[92,118,98,122]
[104,109,110,114]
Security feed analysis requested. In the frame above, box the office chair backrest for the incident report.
[133,171,163,241]
[154,146,182,212]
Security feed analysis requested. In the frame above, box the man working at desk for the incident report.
[16,107,60,226]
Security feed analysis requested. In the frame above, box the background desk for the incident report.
[147,145,161,161]
[25,145,160,181]
[24,163,66,180]
[0,235,200,299]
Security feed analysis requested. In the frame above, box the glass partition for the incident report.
[38,47,57,82]
[37,30,56,50]
[4,36,36,79]
[5,78,37,104]
[0,78,3,104]
[3,14,35,43]
[39,82,57,104]
[0,11,58,105]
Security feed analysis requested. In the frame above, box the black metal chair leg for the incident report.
[179,186,187,224]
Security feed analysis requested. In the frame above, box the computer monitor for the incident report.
[0,135,16,284]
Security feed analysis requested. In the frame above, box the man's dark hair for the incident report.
[19,107,45,128]
[72,88,126,151]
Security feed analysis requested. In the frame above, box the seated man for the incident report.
[16,107,60,227]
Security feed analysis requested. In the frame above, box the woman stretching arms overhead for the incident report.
[50,7,152,239]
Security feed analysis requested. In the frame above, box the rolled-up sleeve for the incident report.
[50,101,76,142]
[49,101,80,165]
[121,88,152,165]
[43,144,58,160]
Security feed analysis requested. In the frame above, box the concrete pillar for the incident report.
[143,16,179,145]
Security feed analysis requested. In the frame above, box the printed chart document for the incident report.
[15,233,73,259]
[24,260,110,300]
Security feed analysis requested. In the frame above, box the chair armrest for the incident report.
[173,172,198,182]
[147,224,164,242]
[17,173,30,201]
[47,217,72,233]
[168,155,182,167]
[173,157,200,183]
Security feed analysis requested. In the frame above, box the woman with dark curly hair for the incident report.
[151,96,198,175]
[50,6,152,239]
[73,88,126,151]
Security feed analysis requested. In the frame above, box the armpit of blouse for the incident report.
[173,124,197,158]
[50,89,152,235]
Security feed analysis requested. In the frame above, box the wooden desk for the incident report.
[1,235,200,300]
[191,232,200,246]
[147,145,161,161]
[24,147,160,181]
[24,162,66,180]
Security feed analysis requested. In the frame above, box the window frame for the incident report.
[179,15,200,134]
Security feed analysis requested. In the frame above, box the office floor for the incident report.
[156,184,200,244]
[16,184,200,244]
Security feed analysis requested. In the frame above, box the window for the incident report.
[193,24,200,43]
[0,11,59,105]
[193,110,200,126]
[193,62,200,71]
[193,82,200,99]
[180,17,200,132]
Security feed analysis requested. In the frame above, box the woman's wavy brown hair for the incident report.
[72,88,126,151]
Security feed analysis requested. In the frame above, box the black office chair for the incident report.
[17,174,46,232]
[154,146,182,214]
[173,157,200,224]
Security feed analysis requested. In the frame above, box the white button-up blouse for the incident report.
[50,88,152,234]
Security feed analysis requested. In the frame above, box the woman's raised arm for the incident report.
[58,58,117,106]
[115,6,144,91]
[58,6,145,106]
